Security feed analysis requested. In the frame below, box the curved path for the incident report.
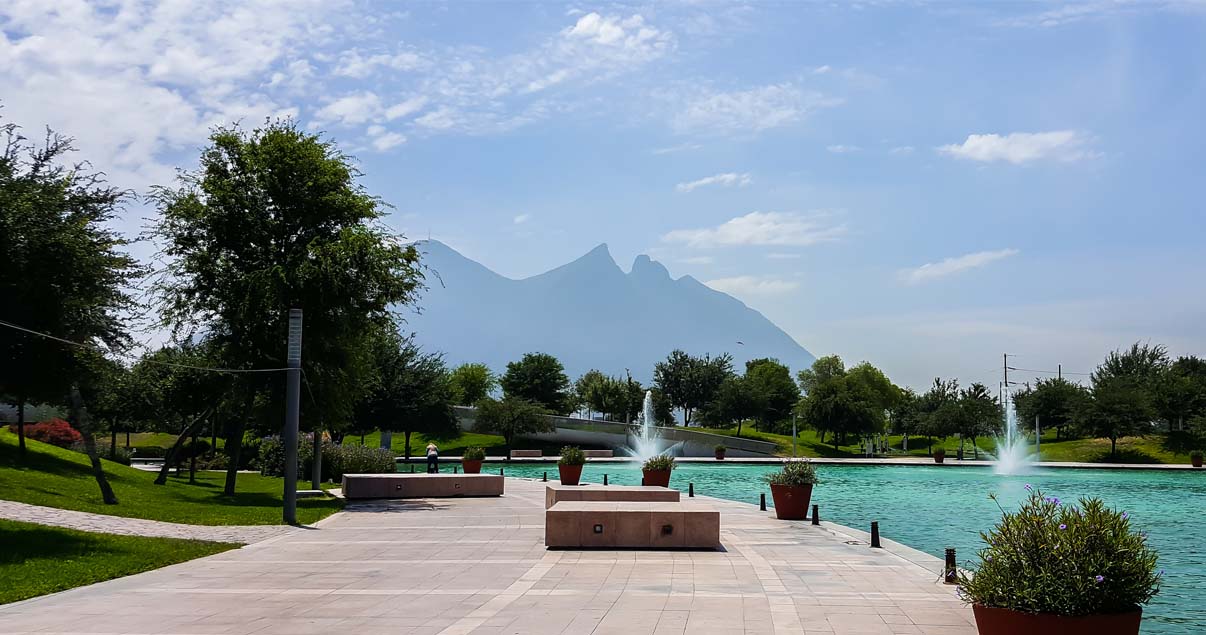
[0,478,974,634]
[0,499,297,544]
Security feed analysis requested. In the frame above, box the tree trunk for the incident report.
[210,419,217,457]
[16,397,26,457]
[311,427,322,490]
[155,413,209,485]
[736,419,743,438]
[404,430,412,460]
[125,429,130,448]
[110,427,117,460]
[1111,435,1118,459]
[971,436,978,460]
[69,386,117,505]
[223,393,254,497]
[819,429,825,444]
[360,433,366,446]
[189,429,198,484]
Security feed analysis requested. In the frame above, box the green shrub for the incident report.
[958,489,1160,616]
[1192,450,1203,460]
[763,459,818,487]
[558,446,585,466]
[132,446,167,458]
[642,454,675,471]
[933,447,946,456]
[714,444,726,452]
[462,446,486,461]
[259,436,393,481]
[68,442,132,465]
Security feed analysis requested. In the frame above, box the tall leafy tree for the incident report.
[0,120,140,503]
[653,350,733,426]
[918,378,961,453]
[957,382,1001,459]
[473,396,553,454]
[701,375,762,436]
[500,352,571,414]
[449,363,497,406]
[1092,342,1170,390]
[1079,377,1155,459]
[356,330,459,460]
[1155,356,1206,433]
[743,358,800,433]
[797,355,846,396]
[150,120,423,495]
[1012,377,1089,440]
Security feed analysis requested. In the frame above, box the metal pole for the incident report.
[689,483,694,497]
[811,504,819,525]
[870,521,881,548]
[760,493,767,511]
[944,548,958,584]
[1035,415,1041,458]
[792,414,797,457]
[283,309,303,525]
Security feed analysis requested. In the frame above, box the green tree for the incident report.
[1155,356,1206,433]
[0,121,141,503]
[449,363,497,406]
[150,120,423,495]
[701,375,762,436]
[796,355,846,395]
[743,358,800,433]
[918,378,961,453]
[356,330,459,460]
[473,396,553,454]
[1012,377,1089,440]
[799,375,881,449]
[500,352,572,414]
[653,350,733,425]
[1079,377,1155,459]
[958,382,1001,459]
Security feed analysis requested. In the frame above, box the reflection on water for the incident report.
[475,461,1206,634]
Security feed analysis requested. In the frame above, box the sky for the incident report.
[2,0,1205,391]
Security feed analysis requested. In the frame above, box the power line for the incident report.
[1007,366,1092,377]
[0,318,291,374]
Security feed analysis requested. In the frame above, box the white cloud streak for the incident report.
[826,144,860,153]
[675,172,751,193]
[900,249,1020,284]
[938,131,1096,164]
[672,83,840,135]
[663,212,846,248]
[513,213,532,224]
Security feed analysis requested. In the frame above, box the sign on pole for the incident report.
[283,309,303,525]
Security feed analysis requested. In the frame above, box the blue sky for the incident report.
[3,1,1205,389]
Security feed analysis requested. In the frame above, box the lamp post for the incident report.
[283,309,302,525]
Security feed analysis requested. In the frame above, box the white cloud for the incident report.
[675,172,751,193]
[672,83,840,135]
[938,131,1096,164]
[813,65,832,74]
[513,213,531,224]
[890,145,915,155]
[370,131,406,151]
[334,49,426,78]
[663,211,846,248]
[826,144,860,153]
[900,248,1020,285]
[706,276,800,297]
[766,252,802,260]
[679,256,714,265]
[652,143,702,155]
[385,96,428,120]
[315,91,384,125]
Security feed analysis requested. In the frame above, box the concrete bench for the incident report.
[510,449,542,458]
[545,501,720,549]
[342,473,504,499]
[544,484,680,509]
[581,450,613,458]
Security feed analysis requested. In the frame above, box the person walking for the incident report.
[426,442,439,474]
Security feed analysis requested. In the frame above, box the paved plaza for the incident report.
[1,478,975,634]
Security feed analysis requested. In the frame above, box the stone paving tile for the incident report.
[0,499,298,543]
[0,478,975,634]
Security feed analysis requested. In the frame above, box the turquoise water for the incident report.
[475,461,1206,634]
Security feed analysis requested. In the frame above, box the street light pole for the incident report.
[792,414,797,457]
[283,309,303,525]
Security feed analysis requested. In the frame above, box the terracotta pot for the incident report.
[461,459,482,474]
[558,463,583,486]
[972,605,1141,635]
[769,483,813,520]
[1192,455,1203,468]
[715,449,726,460]
[933,452,946,464]
[643,469,671,488]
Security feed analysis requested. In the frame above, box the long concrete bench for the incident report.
[510,449,542,458]
[544,484,680,509]
[545,501,720,549]
[342,473,504,499]
[582,449,613,458]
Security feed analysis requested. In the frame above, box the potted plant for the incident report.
[1192,450,1203,468]
[933,447,946,464]
[558,446,586,485]
[958,489,1161,635]
[714,444,727,460]
[461,446,485,474]
[763,459,818,520]
[642,454,675,487]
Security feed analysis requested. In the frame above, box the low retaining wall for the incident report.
[342,473,504,499]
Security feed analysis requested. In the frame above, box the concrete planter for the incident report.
[972,605,1141,635]
[769,483,813,520]
[643,469,671,488]
[558,464,583,486]
[1192,455,1203,468]
[714,449,726,460]
[933,451,946,464]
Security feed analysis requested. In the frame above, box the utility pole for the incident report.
[1035,415,1041,458]
[283,309,303,525]
[792,414,798,457]
[625,368,632,424]
[1058,364,1062,380]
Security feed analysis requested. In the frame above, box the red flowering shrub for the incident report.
[8,418,83,448]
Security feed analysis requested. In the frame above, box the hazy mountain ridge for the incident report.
[405,240,815,383]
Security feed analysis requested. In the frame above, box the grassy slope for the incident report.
[0,431,341,525]
[0,518,235,604]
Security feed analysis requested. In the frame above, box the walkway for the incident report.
[0,500,296,544]
[0,478,975,634]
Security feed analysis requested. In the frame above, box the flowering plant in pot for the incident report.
[958,488,1160,635]
[1191,450,1203,468]
[763,459,818,520]
[641,454,675,487]
[558,446,586,485]
[933,447,946,464]
[714,444,727,460]
[461,446,486,474]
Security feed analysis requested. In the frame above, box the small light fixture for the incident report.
[662,525,673,535]
[593,524,604,534]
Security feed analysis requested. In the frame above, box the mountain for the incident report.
[403,240,815,383]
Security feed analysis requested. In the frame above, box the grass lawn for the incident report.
[0,431,342,525]
[349,430,587,458]
[0,518,235,604]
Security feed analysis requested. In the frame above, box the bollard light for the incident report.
[688,483,694,497]
[944,548,958,584]
[811,504,819,525]
[870,521,881,548]
[543,471,547,482]
[604,474,608,485]
[760,492,767,511]
[500,467,505,476]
